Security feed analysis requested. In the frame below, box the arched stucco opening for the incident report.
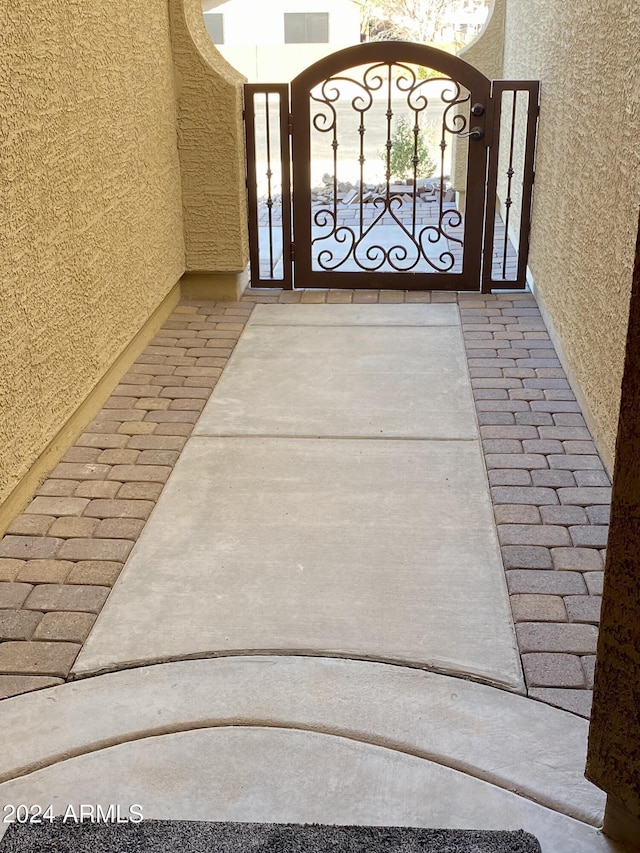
[199,1,497,84]
[169,0,506,295]
[457,0,504,78]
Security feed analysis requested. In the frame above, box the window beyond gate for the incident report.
[245,43,539,292]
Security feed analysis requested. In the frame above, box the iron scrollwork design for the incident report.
[309,61,472,275]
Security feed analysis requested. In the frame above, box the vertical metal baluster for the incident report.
[502,90,518,280]
[358,109,366,239]
[264,93,275,278]
[412,109,419,240]
[332,98,339,228]
[385,64,393,209]
[438,106,447,235]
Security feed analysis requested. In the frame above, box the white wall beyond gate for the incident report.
[203,0,362,82]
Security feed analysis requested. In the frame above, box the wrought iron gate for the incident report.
[245,42,539,292]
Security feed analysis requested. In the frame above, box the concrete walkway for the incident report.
[0,293,618,851]
[73,304,521,688]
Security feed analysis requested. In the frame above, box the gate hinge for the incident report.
[290,242,295,261]
[288,113,294,134]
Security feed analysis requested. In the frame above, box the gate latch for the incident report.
[460,126,484,141]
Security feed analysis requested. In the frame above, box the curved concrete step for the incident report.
[0,726,619,852]
[0,657,600,824]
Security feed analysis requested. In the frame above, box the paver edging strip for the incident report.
[0,301,255,695]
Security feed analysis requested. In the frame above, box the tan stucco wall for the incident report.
[0,1,185,508]
[587,215,640,821]
[503,0,640,465]
[170,0,249,273]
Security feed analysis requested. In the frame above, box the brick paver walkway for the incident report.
[0,289,608,718]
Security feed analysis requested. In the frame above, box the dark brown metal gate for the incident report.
[244,43,539,292]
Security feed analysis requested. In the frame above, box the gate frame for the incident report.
[291,41,492,292]
[482,79,540,293]
[244,42,539,293]
[244,83,293,290]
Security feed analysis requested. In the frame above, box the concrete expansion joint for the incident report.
[253,323,460,328]
[68,649,523,695]
[190,433,481,442]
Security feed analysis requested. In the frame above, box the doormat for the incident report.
[1,820,542,852]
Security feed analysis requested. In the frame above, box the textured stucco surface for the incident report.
[0,2,185,507]
[503,0,640,463]
[587,216,640,818]
[170,0,249,272]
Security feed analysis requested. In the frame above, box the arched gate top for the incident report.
[292,40,491,95]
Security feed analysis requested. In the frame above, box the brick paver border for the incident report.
[0,289,609,718]
[459,292,607,719]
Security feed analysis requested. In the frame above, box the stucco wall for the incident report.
[587,214,640,821]
[0,1,186,508]
[170,0,249,273]
[503,0,640,464]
